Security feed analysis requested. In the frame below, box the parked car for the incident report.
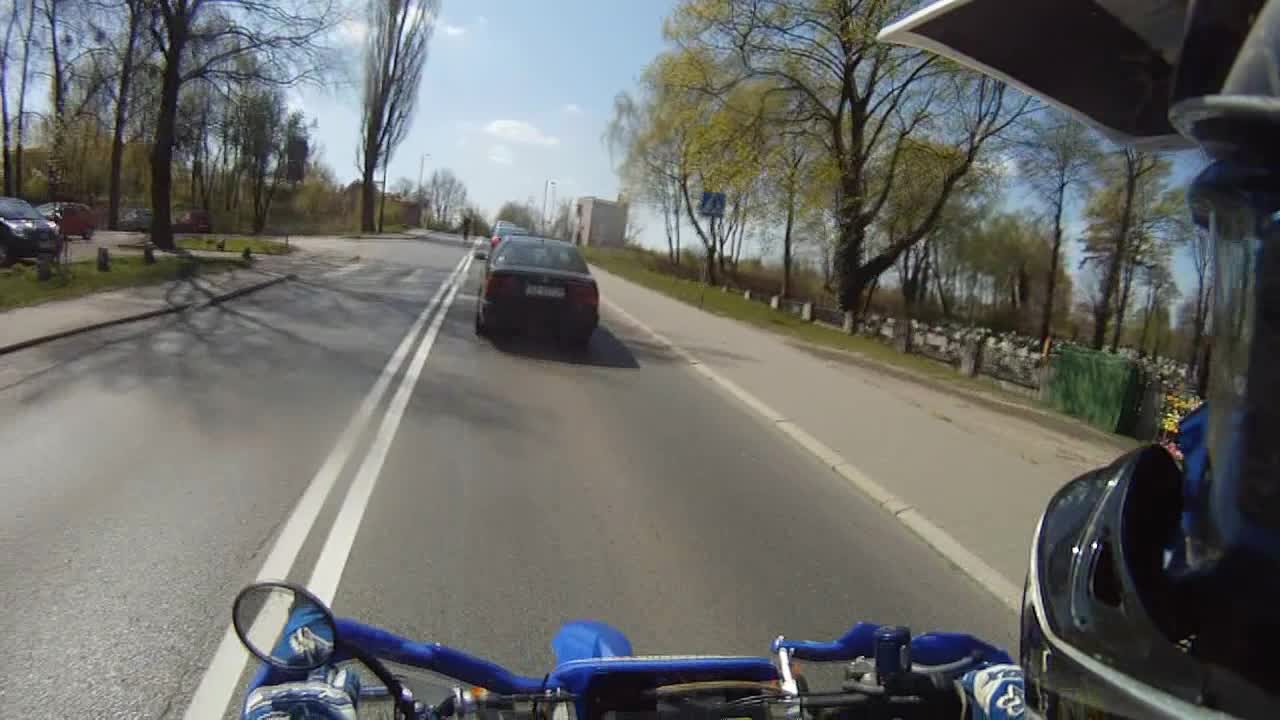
[173,209,212,234]
[0,197,62,265]
[36,201,96,240]
[489,221,528,253]
[119,207,153,232]
[473,236,598,348]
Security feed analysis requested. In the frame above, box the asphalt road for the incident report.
[0,232,1017,719]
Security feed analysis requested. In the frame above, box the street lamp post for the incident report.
[417,153,430,227]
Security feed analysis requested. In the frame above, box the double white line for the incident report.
[184,247,476,719]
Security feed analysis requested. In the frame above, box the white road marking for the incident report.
[599,294,1021,613]
[183,249,472,720]
[404,268,425,284]
[307,250,473,604]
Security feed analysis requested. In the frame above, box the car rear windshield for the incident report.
[494,241,589,274]
[0,198,40,219]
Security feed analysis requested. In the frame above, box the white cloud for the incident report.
[563,103,582,114]
[488,144,514,165]
[484,119,559,147]
[443,23,465,36]
[476,15,488,25]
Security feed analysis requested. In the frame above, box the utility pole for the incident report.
[416,153,430,227]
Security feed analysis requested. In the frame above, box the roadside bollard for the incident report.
[97,247,110,272]
[143,245,156,264]
[242,246,253,261]
[37,253,52,280]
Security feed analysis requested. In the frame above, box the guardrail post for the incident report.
[801,302,813,322]
[743,290,752,301]
[770,295,780,310]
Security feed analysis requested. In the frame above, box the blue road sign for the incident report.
[698,191,727,218]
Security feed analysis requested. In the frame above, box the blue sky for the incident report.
[296,0,678,223]
[294,0,1203,300]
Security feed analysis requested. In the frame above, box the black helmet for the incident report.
[879,2,1280,718]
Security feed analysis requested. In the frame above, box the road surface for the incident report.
[0,233,1017,719]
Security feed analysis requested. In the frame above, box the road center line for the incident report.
[306,250,473,604]
[183,250,471,720]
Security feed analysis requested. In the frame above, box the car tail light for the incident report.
[568,282,598,306]
[484,273,516,297]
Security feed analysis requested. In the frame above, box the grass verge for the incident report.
[584,247,1139,450]
[0,256,247,312]
[178,235,295,255]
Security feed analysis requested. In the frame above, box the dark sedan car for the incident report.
[474,236,598,348]
[0,197,62,265]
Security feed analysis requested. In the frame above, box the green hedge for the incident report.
[1045,347,1147,435]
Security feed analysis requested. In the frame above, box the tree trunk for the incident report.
[149,34,186,251]
[781,193,794,299]
[672,182,681,264]
[1092,155,1140,349]
[14,0,35,198]
[1039,191,1066,342]
[360,126,379,232]
[1112,257,1137,351]
[377,160,388,233]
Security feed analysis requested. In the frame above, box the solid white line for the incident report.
[404,268,425,284]
[183,250,471,720]
[598,292,1022,614]
[307,251,473,603]
[327,262,362,278]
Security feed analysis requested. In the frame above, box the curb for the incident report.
[601,294,1023,614]
[0,273,296,356]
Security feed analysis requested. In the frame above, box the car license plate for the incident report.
[525,284,565,298]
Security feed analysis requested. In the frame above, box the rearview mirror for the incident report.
[473,250,488,261]
[232,582,336,671]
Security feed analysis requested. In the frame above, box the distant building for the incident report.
[574,196,628,247]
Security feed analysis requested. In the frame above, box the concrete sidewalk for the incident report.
[594,266,1133,598]
[0,261,287,353]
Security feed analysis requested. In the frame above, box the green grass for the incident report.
[584,247,1141,448]
[178,235,295,255]
[0,256,247,311]
[585,248,954,378]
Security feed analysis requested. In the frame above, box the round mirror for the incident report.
[232,582,337,671]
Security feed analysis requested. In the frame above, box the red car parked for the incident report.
[36,202,96,240]
[173,209,212,234]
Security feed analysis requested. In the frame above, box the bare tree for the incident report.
[424,167,465,227]
[1184,218,1213,375]
[14,0,36,197]
[1089,149,1163,349]
[147,0,337,249]
[0,0,21,195]
[1016,112,1098,342]
[358,0,437,232]
[103,0,147,228]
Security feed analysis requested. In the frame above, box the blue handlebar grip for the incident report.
[774,622,1012,667]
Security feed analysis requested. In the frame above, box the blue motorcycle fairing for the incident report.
[546,655,779,695]
[773,622,1013,666]
[551,620,634,664]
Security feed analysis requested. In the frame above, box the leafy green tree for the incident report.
[663,0,1029,311]
[1015,112,1099,341]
